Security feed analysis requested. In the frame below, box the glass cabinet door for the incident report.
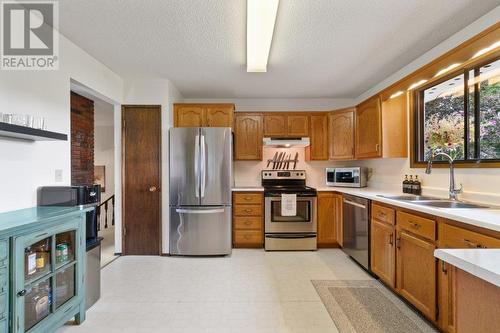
[55,265,75,308]
[55,231,75,268]
[24,278,52,331]
[13,219,82,333]
[24,237,52,285]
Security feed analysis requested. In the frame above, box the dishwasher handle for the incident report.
[343,198,367,209]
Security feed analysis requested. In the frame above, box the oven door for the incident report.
[265,196,317,233]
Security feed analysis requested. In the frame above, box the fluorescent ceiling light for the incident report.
[408,79,427,90]
[247,0,279,72]
[434,63,461,77]
[390,91,403,99]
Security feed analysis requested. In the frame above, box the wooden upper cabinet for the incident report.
[287,115,309,137]
[307,114,328,160]
[206,105,234,127]
[234,113,263,160]
[355,96,382,159]
[174,103,234,127]
[329,108,355,160]
[381,93,408,158]
[263,114,287,136]
[317,192,342,247]
[174,104,205,127]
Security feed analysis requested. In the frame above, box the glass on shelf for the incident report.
[24,278,52,331]
[25,238,52,284]
[55,231,75,268]
[55,265,75,308]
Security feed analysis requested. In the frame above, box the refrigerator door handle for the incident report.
[194,134,200,198]
[200,134,206,198]
[176,208,225,214]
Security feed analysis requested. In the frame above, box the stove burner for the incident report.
[261,170,316,197]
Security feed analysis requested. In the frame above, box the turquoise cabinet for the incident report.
[0,207,89,333]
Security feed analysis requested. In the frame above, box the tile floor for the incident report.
[57,249,419,333]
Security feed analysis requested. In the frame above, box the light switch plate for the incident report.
[55,169,63,182]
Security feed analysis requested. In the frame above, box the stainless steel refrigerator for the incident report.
[169,127,232,255]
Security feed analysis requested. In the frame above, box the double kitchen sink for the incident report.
[378,195,490,209]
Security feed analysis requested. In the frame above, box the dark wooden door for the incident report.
[122,105,161,255]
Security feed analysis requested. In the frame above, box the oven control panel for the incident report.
[262,170,306,180]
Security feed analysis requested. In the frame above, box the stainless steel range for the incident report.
[262,170,317,251]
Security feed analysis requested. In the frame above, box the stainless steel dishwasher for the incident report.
[342,194,370,271]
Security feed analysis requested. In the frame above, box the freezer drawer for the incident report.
[170,206,232,255]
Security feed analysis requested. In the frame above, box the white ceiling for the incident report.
[58,0,500,99]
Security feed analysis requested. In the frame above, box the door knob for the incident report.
[149,186,157,192]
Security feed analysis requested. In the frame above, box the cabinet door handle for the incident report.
[389,233,393,246]
[17,289,26,297]
[244,197,253,201]
[441,261,448,274]
[396,236,401,249]
[244,209,252,213]
[463,239,479,248]
[409,221,420,229]
[244,221,252,226]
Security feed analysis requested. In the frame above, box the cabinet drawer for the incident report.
[372,203,395,225]
[439,223,500,249]
[234,216,262,230]
[234,230,262,246]
[397,211,435,241]
[233,193,262,205]
[234,204,262,216]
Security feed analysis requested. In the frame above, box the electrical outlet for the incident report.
[55,169,63,182]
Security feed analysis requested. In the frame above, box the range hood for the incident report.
[263,137,310,148]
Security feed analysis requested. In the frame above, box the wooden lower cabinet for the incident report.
[317,192,342,247]
[437,221,500,332]
[438,261,456,333]
[396,228,437,321]
[455,268,500,333]
[369,201,500,330]
[233,192,263,248]
[370,219,395,288]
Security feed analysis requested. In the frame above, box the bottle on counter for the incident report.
[408,175,415,195]
[403,175,410,193]
[413,175,422,195]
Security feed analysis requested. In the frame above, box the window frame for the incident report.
[411,55,500,168]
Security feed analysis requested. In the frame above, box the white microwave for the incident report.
[326,167,367,188]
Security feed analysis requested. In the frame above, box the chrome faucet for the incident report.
[425,152,463,201]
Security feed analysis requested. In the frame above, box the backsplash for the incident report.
[234,149,500,205]
[234,147,356,188]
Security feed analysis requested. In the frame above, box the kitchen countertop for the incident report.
[434,249,500,287]
[232,187,264,192]
[315,186,500,233]
[0,206,92,235]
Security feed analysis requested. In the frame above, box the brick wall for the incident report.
[71,92,95,186]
